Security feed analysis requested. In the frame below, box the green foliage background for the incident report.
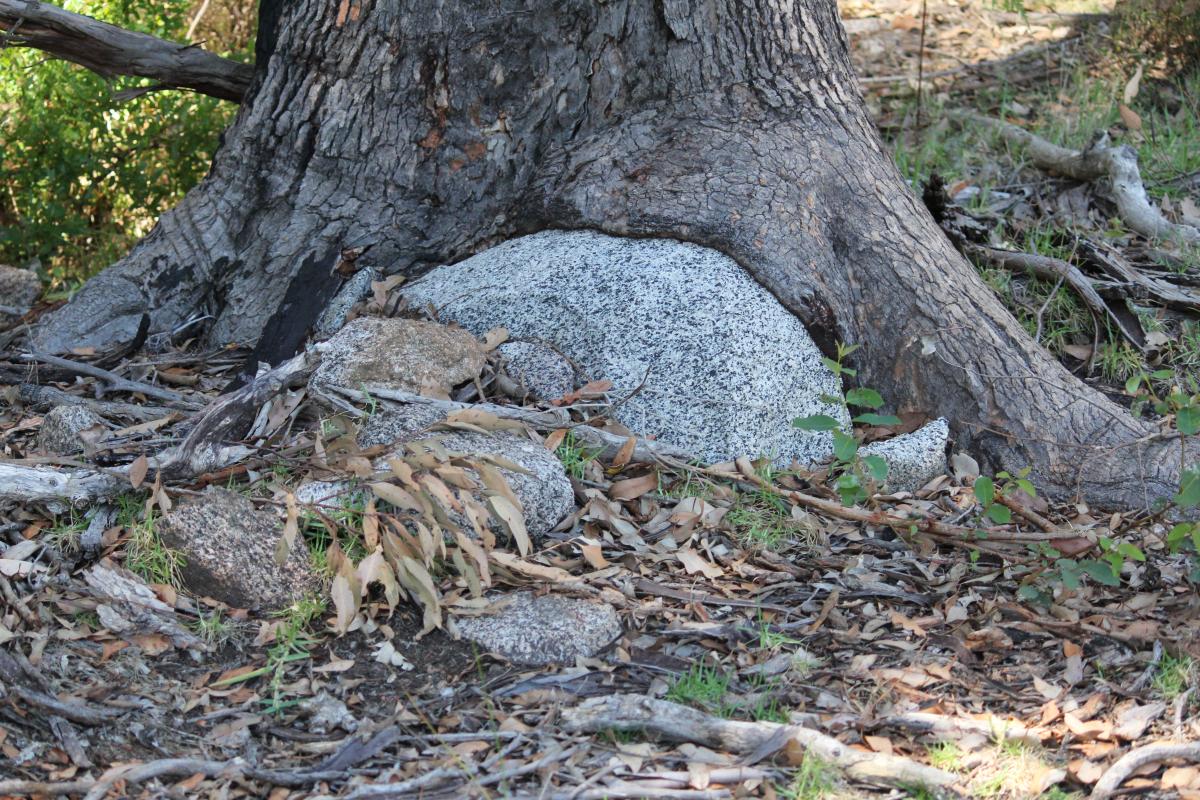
[0,0,254,293]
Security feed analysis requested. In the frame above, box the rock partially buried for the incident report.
[860,418,950,493]
[300,416,576,540]
[310,316,486,399]
[401,231,849,466]
[496,341,576,401]
[452,592,622,666]
[158,488,319,611]
[38,405,107,456]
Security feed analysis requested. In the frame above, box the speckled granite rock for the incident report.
[356,404,449,447]
[297,424,575,539]
[0,265,41,321]
[38,405,107,455]
[451,592,621,665]
[860,418,949,493]
[310,316,486,400]
[313,267,379,338]
[401,231,848,466]
[497,341,575,401]
[158,488,319,611]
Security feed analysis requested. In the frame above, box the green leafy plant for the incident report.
[778,754,839,800]
[792,342,900,506]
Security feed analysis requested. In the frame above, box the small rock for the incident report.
[497,341,575,401]
[451,592,621,666]
[158,488,319,611]
[298,423,575,539]
[38,405,107,456]
[861,418,949,493]
[310,316,486,400]
[0,265,41,321]
[401,431,575,538]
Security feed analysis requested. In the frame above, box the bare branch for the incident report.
[0,0,252,102]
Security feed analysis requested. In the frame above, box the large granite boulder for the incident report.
[401,231,848,466]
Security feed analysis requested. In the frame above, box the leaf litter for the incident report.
[2,3,1200,798]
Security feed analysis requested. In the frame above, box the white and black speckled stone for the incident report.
[497,341,575,401]
[860,418,949,493]
[451,592,621,666]
[402,231,848,466]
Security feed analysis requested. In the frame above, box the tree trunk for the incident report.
[30,0,1193,512]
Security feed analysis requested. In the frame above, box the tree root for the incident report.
[561,694,958,793]
[961,113,1200,245]
[1090,741,1200,799]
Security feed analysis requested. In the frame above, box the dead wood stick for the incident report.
[159,351,312,478]
[0,574,37,625]
[871,712,1044,746]
[14,757,352,800]
[1090,741,1200,799]
[0,0,251,101]
[961,113,1200,244]
[561,786,731,799]
[0,461,127,506]
[18,352,203,409]
[326,384,694,462]
[18,383,173,422]
[563,695,956,791]
[967,244,1145,352]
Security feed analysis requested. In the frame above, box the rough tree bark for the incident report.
[28,0,1194,512]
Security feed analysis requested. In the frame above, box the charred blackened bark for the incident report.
[32,0,1193,511]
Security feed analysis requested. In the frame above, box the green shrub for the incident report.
[0,0,253,292]
[1113,0,1200,71]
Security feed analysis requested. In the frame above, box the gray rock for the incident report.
[401,431,575,538]
[310,316,486,400]
[497,341,575,401]
[0,265,41,320]
[38,405,107,455]
[451,592,621,665]
[860,418,949,493]
[401,231,848,466]
[357,404,449,447]
[296,423,575,540]
[158,488,319,611]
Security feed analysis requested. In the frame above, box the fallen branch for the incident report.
[967,244,1144,352]
[325,384,695,462]
[871,712,1044,747]
[0,0,252,101]
[961,113,1200,244]
[1090,741,1200,799]
[18,383,174,422]
[562,695,957,792]
[18,352,203,409]
[0,461,127,507]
